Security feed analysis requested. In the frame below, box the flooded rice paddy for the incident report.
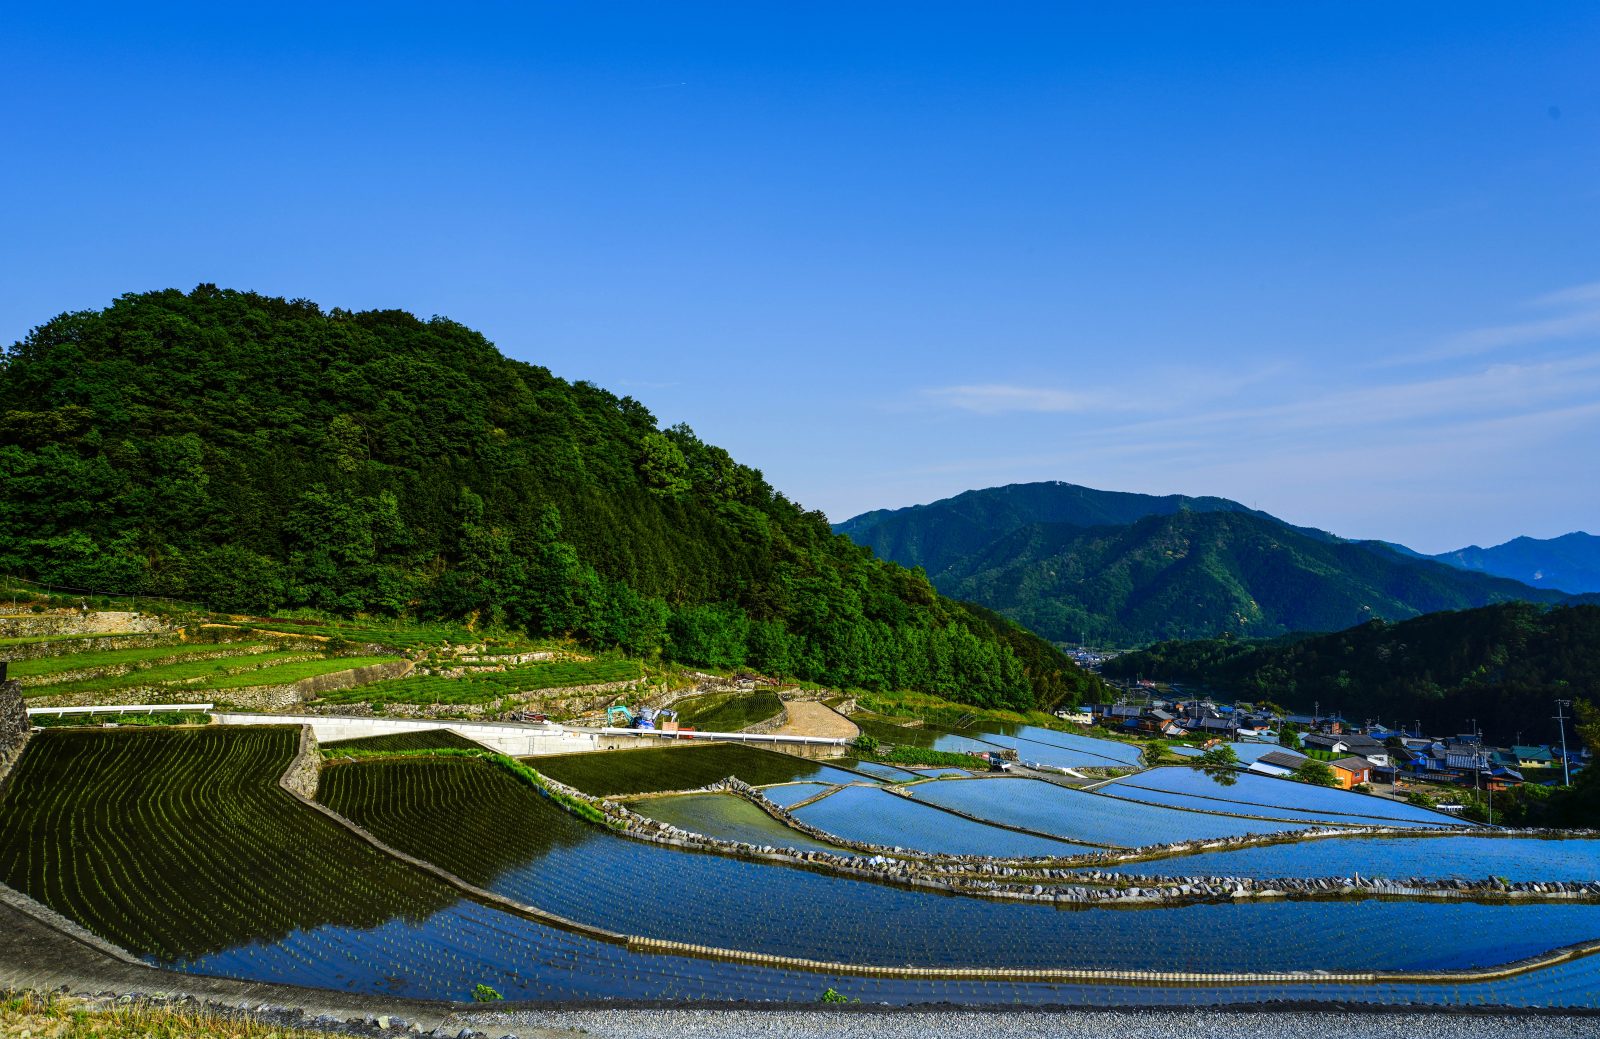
[7,728,1600,1008]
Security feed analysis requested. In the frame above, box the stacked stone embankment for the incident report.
[0,678,31,785]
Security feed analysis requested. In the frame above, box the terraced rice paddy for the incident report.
[757,781,836,807]
[8,727,1600,1008]
[1109,767,1472,828]
[853,717,1145,770]
[317,756,1600,974]
[173,901,1600,1006]
[0,728,453,961]
[321,728,485,753]
[1097,782,1444,829]
[833,757,927,780]
[977,724,1148,768]
[670,690,784,732]
[910,777,1310,847]
[1090,835,1600,882]
[628,792,849,853]
[791,784,1093,857]
[315,659,643,704]
[528,744,871,796]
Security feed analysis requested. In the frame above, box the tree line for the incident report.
[0,286,1106,710]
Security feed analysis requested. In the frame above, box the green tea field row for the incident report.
[314,659,643,705]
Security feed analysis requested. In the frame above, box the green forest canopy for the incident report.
[0,286,1105,711]
[1105,602,1600,746]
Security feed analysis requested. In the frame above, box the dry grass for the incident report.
[0,991,346,1039]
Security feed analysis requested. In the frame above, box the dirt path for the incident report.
[772,700,858,740]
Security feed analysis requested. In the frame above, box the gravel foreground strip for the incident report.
[470,1008,1600,1039]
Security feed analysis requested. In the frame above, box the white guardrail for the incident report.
[26,703,214,716]
[588,726,849,746]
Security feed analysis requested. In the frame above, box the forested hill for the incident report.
[1103,603,1600,744]
[834,480,1284,577]
[837,482,1566,646]
[0,286,1104,710]
[940,510,1566,645]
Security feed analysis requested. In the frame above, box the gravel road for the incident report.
[471,1007,1600,1039]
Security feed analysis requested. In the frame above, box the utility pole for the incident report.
[1555,700,1573,786]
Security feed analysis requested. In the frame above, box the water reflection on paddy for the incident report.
[791,784,1092,857]
[911,777,1308,846]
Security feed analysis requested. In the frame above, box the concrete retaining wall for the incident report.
[213,712,601,756]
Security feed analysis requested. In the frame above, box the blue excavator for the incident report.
[605,704,678,731]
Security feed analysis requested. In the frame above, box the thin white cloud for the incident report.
[1384,277,1600,365]
[1532,279,1600,307]
[920,383,1102,414]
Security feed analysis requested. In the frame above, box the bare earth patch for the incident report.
[772,700,858,740]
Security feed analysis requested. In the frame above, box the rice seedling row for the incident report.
[321,729,485,753]
[0,728,456,962]
[670,690,784,731]
[527,744,871,796]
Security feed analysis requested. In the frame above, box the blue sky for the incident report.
[2,3,1597,552]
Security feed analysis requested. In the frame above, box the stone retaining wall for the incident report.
[0,611,172,640]
[279,725,322,799]
[0,632,181,662]
[0,680,30,787]
[214,658,415,712]
[738,705,790,735]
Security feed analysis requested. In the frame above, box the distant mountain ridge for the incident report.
[836,481,1572,645]
[833,481,1328,579]
[1430,532,1600,595]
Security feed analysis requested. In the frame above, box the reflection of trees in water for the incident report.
[1198,745,1241,787]
[0,729,457,964]
[319,758,595,888]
